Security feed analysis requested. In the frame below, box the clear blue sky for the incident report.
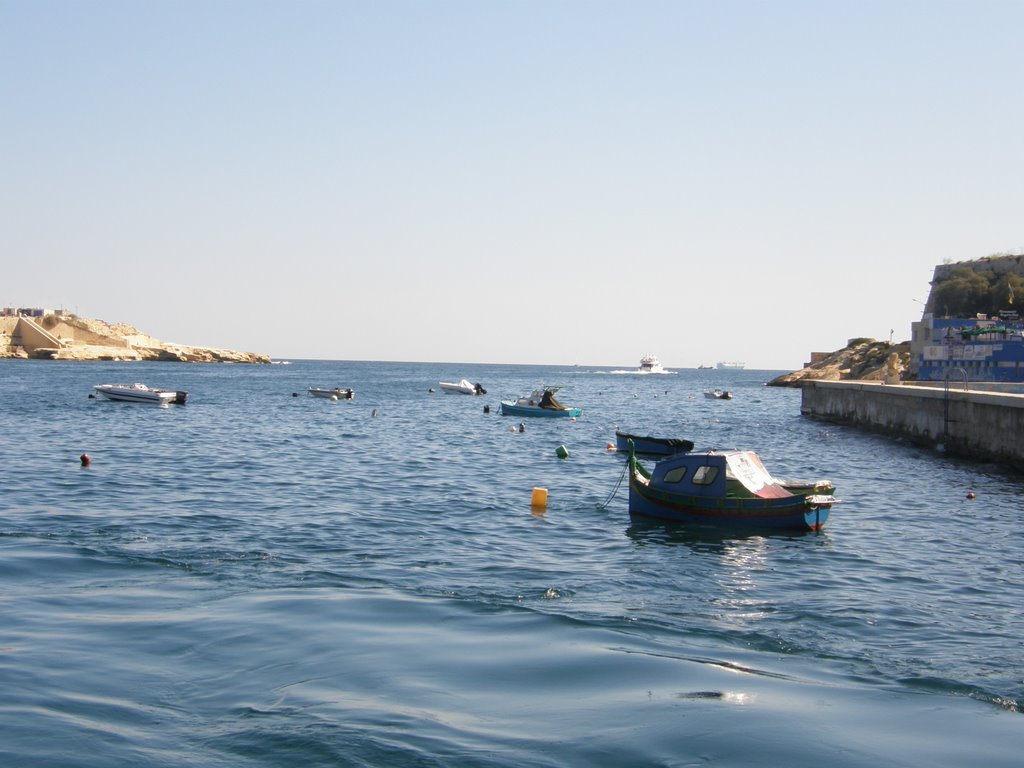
[3,1,1022,368]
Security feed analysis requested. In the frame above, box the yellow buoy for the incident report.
[531,487,548,507]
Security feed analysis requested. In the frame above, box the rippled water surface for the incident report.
[2,359,1022,766]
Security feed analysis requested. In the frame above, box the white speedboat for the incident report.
[438,379,486,395]
[638,354,668,374]
[93,383,188,405]
[308,387,355,400]
[704,389,733,400]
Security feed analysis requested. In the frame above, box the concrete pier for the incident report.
[800,380,1024,466]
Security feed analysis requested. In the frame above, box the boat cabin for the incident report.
[648,451,795,499]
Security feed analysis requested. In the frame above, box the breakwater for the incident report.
[800,380,1024,466]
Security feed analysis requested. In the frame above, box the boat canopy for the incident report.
[725,452,793,499]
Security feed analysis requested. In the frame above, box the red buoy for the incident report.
[80,453,91,467]
[966,491,976,500]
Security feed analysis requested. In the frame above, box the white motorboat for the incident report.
[308,387,355,400]
[704,389,733,400]
[438,379,486,395]
[93,383,188,405]
[638,354,668,374]
[716,361,746,370]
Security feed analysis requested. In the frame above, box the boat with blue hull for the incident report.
[615,430,694,456]
[500,388,582,418]
[627,445,836,531]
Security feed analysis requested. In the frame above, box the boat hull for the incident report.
[615,431,693,456]
[500,401,582,418]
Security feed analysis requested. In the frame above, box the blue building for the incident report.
[911,312,1024,382]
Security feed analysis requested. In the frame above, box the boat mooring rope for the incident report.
[597,459,629,511]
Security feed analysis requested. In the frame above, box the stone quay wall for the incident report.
[800,380,1024,467]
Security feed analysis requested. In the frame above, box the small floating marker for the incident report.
[556,445,569,459]
[531,487,548,508]
[518,423,526,433]
[966,491,976,500]
[371,408,378,417]
[483,404,490,414]
[606,442,616,451]
[292,392,299,397]
[79,453,91,467]
[330,394,338,400]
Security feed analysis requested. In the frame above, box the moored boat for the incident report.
[704,389,732,400]
[614,430,694,456]
[93,383,188,405]
[438,379,487,395]
[627,445,837,531]
[500,387,582,418]
[716,361,745,370]
[308,387,355,400]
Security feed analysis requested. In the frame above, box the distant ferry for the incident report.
[716,361,746,370]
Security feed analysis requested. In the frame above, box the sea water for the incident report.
[1,359,1021,767]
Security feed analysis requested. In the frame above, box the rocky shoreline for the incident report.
[767,338,911,387]
[0,314,271,363]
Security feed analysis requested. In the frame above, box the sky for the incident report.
[3,1,1022,369]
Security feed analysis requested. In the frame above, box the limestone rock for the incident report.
[1,314,271,363]
[768,340,911,387]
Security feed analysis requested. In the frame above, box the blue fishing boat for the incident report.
[614,430,693,456]
[500,387,582,418]
[627,445,836,531]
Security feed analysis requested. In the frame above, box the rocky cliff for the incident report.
[0,314,271,363]
[767,339,911,387]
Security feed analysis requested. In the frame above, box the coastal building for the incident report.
[908,253,1024,383]
[910,312,1024,382]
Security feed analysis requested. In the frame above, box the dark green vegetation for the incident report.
[931,266,1024,318]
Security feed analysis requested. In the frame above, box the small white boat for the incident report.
[638,354,669,374]
[93,383,188,405]
[704,389,733,400]
[716,361,746,370]
[438,379,486,395]
[308,387,355,400]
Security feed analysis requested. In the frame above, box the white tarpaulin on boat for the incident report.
[725,452,792,499]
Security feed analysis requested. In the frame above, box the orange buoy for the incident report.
[531,487,548,508]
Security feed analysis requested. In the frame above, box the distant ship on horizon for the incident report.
[716,361,746,370]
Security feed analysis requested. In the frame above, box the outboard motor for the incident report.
[475,383,487,395]
[174,391,189,405]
